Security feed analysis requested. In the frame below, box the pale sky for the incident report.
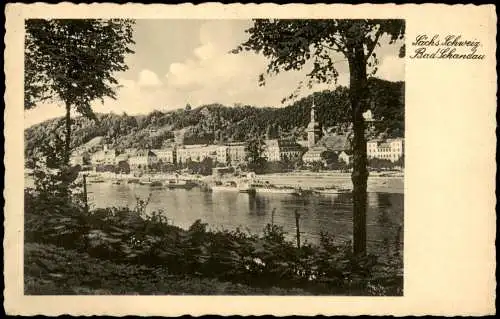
[24,19,404,128]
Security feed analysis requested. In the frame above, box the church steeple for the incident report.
[306,96,322,148]
[310,97,317,123]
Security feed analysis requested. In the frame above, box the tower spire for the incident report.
[310,95,316,123]
[307,94,321,148]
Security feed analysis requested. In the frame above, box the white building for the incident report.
[91,146,118,166]
[302,146,328,163]
[264,139,303,162]
[152,147,176,164]
[129,150,158,169]
[226,142,247,165]
[216,146,229,164]
[176,144,218,163]
[367,138,404,162]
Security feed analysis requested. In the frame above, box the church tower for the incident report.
[306,97,322,148]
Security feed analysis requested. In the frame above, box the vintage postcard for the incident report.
[4,2,496,316]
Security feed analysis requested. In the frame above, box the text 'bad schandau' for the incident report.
[410,34,484,60]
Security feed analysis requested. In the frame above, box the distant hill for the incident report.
[24,78,404,159]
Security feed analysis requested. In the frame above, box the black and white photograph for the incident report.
[23,17,406,296]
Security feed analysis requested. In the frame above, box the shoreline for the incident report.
[25,170,404,194]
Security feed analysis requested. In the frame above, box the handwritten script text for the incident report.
[410,34,484,60]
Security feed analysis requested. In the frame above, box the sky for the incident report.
[24,19,405,128]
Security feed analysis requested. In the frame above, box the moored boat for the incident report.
[211,181,238,192]
[88,178,105,184]
[150,181,163,187]
[166,179,195,189]
[252,184,300,195]
[313,186,351,195]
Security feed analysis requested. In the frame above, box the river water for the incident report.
[85,182,404,257]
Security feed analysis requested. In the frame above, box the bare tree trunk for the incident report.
[348,43,369,256]
[64,101,71,165]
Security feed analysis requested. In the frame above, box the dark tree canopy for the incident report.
[233,19,404,103]
[25,18,135,163]
[245,138,267,173]
[25,18,135,116]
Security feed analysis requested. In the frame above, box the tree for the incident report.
[25,19,135,164]
[116,160,131,174]
[245,138,267,173]
[234,19,404,255]
[199,157,214,176]
[322,150,339,166]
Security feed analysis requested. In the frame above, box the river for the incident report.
[85,182,403,257]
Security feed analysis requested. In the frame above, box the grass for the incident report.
[25,243,310,295]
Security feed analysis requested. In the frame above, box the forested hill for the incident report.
[25,78,404,156]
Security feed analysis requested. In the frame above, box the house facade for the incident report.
[226,142,247,165]
[302,146,328,163]
[91,146,118,166]
[152,148,176,164]
[216,146,229,164]
[176,145,218,163]
[264,139,303,162]
[367,138,404,162]
[129,150,158,169]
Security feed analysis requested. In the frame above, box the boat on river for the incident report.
[313,186,351,195]
[165,179,195,189]
[88,178,105,184]
[250,181,301,195]
[256,186,299,195]
[211,181,256,194]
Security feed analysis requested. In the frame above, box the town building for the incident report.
[264,139,304,162]
[90,146,119,166]
[176,144,218,163]
[367,138,404,162]
[226,142,247,165]
[152,147,176,164]
[338,151,352,165]
[216,145,229,164]
[296,139,310,148]
[302,146,328,163]
[128,150,158,169]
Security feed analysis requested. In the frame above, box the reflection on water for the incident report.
[86,183,404,257]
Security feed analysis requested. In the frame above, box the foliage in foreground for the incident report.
[25,188,402,296]
[25,243,308,295]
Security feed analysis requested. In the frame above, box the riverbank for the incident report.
[26,170,404,194]
[214,172,404,194]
